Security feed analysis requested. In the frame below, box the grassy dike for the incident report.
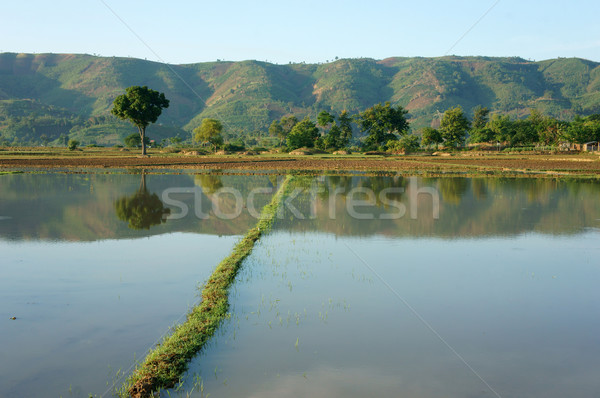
[121,175,292,398]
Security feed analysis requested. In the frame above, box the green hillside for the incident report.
[0,53,599,145]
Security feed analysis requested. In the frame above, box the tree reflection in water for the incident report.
[115,173,170,230]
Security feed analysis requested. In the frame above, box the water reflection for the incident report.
[114,173,170,230]
[2,171,600,398]
[0,173,599,241]
[275,176,600,237]
[194,173,224,194]
[0,172,274,241]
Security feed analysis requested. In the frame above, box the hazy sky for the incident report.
[2,0,599,64]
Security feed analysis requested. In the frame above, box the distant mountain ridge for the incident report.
[0,53,599,145]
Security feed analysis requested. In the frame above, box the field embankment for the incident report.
[120,176,291,398]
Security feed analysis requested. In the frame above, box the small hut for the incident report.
[583,141,599,152]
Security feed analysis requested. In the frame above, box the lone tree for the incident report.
[68,139,80,151]
[111,86,169,155]
[194,118,224,151]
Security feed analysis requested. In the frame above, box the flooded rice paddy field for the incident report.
[173,232,600,398]
[1,172,599,397]
[0,172,272,397]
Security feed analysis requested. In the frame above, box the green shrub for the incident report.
[223,142,245,152]
[387,135,421,153]
[68,139,80,151]
[124,133,150,148]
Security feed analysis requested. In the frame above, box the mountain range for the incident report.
[0,52,599,145]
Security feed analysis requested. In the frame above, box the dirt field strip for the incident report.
[1,151,599,175]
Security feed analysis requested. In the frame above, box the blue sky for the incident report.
[2,0,599,64]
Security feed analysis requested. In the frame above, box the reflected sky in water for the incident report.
[176,231,600,398]
[1,172,599,397]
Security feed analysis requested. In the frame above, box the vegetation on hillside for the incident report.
[1,53,600,147]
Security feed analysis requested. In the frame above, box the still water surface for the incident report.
[172,175,600,398]
[1,173,599,397]
[0,172,272,397]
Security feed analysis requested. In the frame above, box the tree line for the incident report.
[249,103,600,153]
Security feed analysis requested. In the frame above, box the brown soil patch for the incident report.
[421,156,600,172]
[0,152,598,175]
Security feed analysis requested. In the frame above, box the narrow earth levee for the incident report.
[119,175,292,398]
